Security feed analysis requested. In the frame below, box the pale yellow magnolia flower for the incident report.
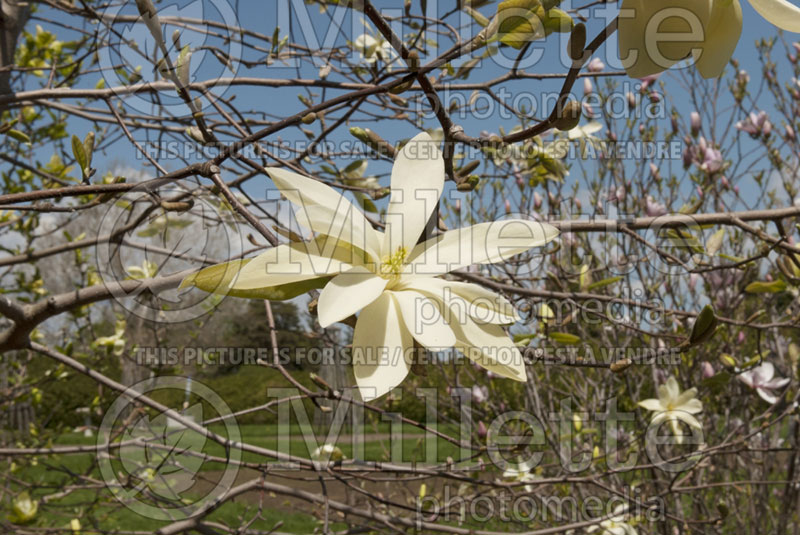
[638,376,703,443]
[126,259,158,280]
[618,0,800,79]
[502,463,539,492]
[353,33,395,65]
[310,444,344,463]
[186,132,558,401]
[587,505,638,535]
[94,320,127,356]
[567,121,603,154]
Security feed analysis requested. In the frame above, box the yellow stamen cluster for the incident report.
[379,246,408,280]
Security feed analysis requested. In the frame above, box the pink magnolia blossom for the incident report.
[700,148,723,174]
[689,273,700,291]
[645,196,667,217]
[701,361,715,379]
[736,111,772,137]
[587,58,605,72]
[472,384,489,404]
[738,362,790,404]
[639,73,660,91]
[608,185,626,203]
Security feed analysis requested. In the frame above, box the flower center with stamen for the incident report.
[379,246,408,281]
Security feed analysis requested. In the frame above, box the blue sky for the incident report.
[27,0,798,209]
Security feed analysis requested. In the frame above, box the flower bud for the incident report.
[690,111,701,136]
[533,191,543,209]
[567,23,586,61]
[349,126,370,144]
[626,91,636,109]
[457,160,480,177]
[477,421,488,438]
[457,174,480,192]
[682,147,693,169]
[406,50,420,71]
[553,100,582,131]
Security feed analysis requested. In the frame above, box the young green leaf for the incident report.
[71,134,89,179]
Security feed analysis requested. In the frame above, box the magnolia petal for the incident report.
[752,361,775,384]
[738,371,755,388]
[351,293,413,401]
[317,267,388,328]
[450,315,526,381]
[268,167,345,209]
[232,240,356,290]
[653,410,703,430]
[618,0,712,78]
[650,412,700,446]
[384,132,444,255]
[399,277,520,324]
[298,204,383,262]
[677,397,703,414]
[756,388,780,404]
[748,0,800,31]
[392,290,456,349]
[268,167,381,258]
[764,377,790,389]
[407,220,558,276]
[673,386,699,408]
[637,398,664,411]
[659,376,681,402]
[181,259,331,300]
[693,0,742,78]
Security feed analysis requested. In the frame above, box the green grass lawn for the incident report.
[3,422,476,533]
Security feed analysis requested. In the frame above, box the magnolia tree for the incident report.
[1,0,800,533]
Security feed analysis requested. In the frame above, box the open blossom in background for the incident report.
[585,505,638,535]
[738,362,791,404]
[618,0,800,78]
[735,111,773,137]
[501,462,539,493]
[183,132,558,400]
[637,376,703,443]
[352,32,395,65]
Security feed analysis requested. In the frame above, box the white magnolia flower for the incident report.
[638,376,703,443]
[353,33,395,65]
[587,505,638,535]
[618,0,800,79]
[567,121,603,154]
[183,132,558,401]
[567,121,603,140]
[738,361,790,404]
[502,463,538,492]
[311,444,345,463]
